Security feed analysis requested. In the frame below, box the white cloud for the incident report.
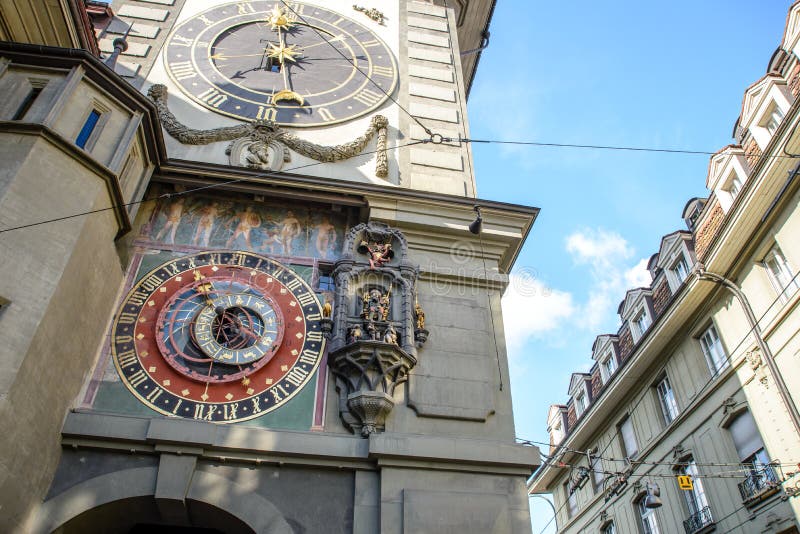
[501,275,574,356]
[564,228,651,331]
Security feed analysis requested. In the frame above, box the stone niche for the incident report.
[327,222,428,436]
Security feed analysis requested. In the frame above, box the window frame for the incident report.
[564,480,578,518]
[632,307,651,339]
[637,495,660,534]
[618,415,638,459]
[698,323,729,376]
[600,352,617,382]
[762,244,799,304]
[655,375,679,425]
[574,390,587,417]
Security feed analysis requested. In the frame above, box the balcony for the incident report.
[683,506,715,534]
[738,464,781,504]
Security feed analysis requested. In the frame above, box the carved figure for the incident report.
[348,324,363,344]
[323,300,332,318]
[366,320,379,340]
[280,211,302,255]
[380,291,391,321]
[382,324,398,345]
[414,301,425,330]
[155,197,184,244]
[362,289,387,322]
[358,240,393,269]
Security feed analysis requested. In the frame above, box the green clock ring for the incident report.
[111,251,326,423]
[164,1,399,127]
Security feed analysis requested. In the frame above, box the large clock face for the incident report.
[111,251,325,423]
[164,1,398,127]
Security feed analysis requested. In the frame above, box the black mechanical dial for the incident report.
[164,1,398,126]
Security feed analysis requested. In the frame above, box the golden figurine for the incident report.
[414,300,425,330]
[322,300,332,318]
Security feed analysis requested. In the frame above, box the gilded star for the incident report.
[267,42,302,64]
[267,5,296,31]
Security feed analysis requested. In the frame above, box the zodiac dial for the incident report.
[164,1,398,126]
[111,251,325,423]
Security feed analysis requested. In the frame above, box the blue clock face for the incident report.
[164,1,398,127]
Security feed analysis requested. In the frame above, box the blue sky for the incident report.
[467,2,793,531]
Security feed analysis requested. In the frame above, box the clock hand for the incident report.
[269,25,305,106]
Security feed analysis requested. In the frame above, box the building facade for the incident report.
[0,1,539,532]
[530,4,800,533]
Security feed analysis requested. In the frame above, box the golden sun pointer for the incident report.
[267,5,296,30]
[267,43,302,64]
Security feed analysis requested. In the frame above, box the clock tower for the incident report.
[0,1,540,532]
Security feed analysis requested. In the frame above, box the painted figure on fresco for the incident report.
[358,240,393,269]
[315,217,337,259]
[226,205,262,249]
[155,197,185,244]
[192,201,220,247]
[280,211,302,255]
[260,229,280,254]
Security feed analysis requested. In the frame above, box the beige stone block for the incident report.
[410,148,463,171]
[116,61,142,78]
[408,31,450,48]
[409,82,456,102]
[410,102,458,123]
[407,3,447,18]
[106,19,160,39]
[408,16,448,32]
[409,47,452,65]
[410,172,467,196]
[408,64,453,82]
[99,38,151,57]
[117,5,169,21]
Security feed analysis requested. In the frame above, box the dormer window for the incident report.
[633,308,651,339]
[726,174,744,199]
[600,353,616,382]
[672,255,690,285]
[575,391,587,417]
[762,103,784,135]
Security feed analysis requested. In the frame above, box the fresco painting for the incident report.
[144,195,348,260]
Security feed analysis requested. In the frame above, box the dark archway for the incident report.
[55,496,255,534]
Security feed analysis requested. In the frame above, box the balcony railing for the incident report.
[683,505,714,534]
[738,464,780,503]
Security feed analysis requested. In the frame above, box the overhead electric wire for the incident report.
[0,139,427,235]
[532,268,800,534]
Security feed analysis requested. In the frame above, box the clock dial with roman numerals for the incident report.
[164,1,398,127]
[111,251,325,423]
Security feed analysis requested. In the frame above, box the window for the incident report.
[679,459,712,528]
[672,256,690,284]
[699,325,728,375]
[633,309,651,338]
[565,481,578,518]
[76,109,102,149]
[601,522,616,534]
[726,175,744,198]
[618,415,638,458]
[729,411,768,466]
[638,496,660,534]
[592,454,605,492]
[601,353,616,382]
[316,273,335,292]
[656,376,679,424]
[763,104,784,135]
[764,245,799,304]
[12,86,43,120]
[575,390,587,417]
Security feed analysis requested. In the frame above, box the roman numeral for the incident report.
[237,2,255,14]
[372,65,394,78]
[129,370,148,388]
[170,35,194,47]
[117,349,138,369]
[306,330,323,342]
[299,349,319,365]
[224,403,239,420]
[146,387,163,403]
[285,366,309,387]
[285,278,302,291]
[296,291,315,306]
[317,107,335,122]
[197,88,228,108]
[197,15,214,26]
[170,61,198,81]
[118,312,137,324]
[256,105,277,121]
[361,40,380,48]
[271,384,288,402]
[353,88,382,107]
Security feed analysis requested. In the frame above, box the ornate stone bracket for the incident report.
[147,84,389,178]
[326,222,429,436]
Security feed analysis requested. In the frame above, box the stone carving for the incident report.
[328,222,428,436]
[353,5,385,24]
[226,136,290,171]
[745,347,768,387]
[147,84,390,178]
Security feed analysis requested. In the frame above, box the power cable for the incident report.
[0,139,427,235]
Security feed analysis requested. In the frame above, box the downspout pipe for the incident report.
[529,494,558,531]
[695,266,800,438]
